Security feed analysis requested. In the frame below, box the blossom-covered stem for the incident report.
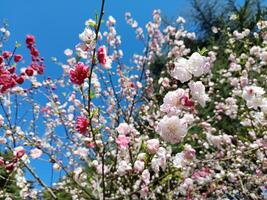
[46,87,75,143]
[14,94,18,127]
[87,0,105,116]
[87,0,105,147]
[101,146,106,200]
[127,38,150,122]
[0,99,16,147]
[30,92,37,135]
[79,85,87,109]
[107,70,126,119]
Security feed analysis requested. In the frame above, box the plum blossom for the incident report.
[242,86,267,110]
[160,88,192,115]
[170,52,210,83]
[76,116,89,135]
[116,122,139,136]
[141,169,150,185]
[74,147,89,158]
[116,135,130,149]
[14,54,23,62]
[30,148,42,159]
[69,62,89,85]
[188,52,210,76]
[53,163,61,171]
[116,123,131,135]
[170,57,192,83]
[157,115,188,144]
[117,160,131,175]
[151,147,167,173]
[173,144,195,168]
[146,139,160,154]
[97,46,112,69]
[64,49,73,57]
[79,27,96,48]
[0,115,5,127]
[26,34,35,45]
[14,146,26,159]
[188,81,208,107]
[134,160,144,172]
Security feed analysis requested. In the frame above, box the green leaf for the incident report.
[90,90,94,99]
[88,21,97,27]
[198,47,208,55]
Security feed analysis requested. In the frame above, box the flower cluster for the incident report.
[0,34,43,93]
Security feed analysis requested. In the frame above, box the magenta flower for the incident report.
[97,46,107,66]
[69,62,89,85]
[26,34,36,45]
[0,69,16,93]
[14,54,23,63]
[116,135,130,149]
[76,116,89,135]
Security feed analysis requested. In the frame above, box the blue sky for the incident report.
[1,0,193,187]
[1,0,193,77]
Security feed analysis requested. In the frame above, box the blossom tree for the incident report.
[0,0,266,199]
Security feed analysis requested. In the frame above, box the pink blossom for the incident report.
[25,67,34,76]
[14,146,25,159]
[116,123,131,135]
[14,54,23,62]
[146,139,160,154]
[134,160,144,172]
[2,51,12,59]
[97,46,112,69]
[183,144,196,160]
[192,168,211,180]
[0,69,16,93]
[157,115,188,144]
[116,135,130,149]
[97,46,107,65]
[76,116,89,135]
[30,148,42,159]
[26,34,36,45]
[69,62,89,85]
[141,169,150,185]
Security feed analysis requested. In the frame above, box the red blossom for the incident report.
[76,116,89,135]
[16,149,25,159]
[181,96,194,107]
[25,67,34,76]
[5,163,15,171]
[7,66,16,74]
[26,34,35,45]
[14,54,23,62]
[37,65,44,74]
[0,69,16,93]
[69,62,89,85]
[30,47,39,58]
[97,46,107,65]
[2,51,12,59]
[16,76,25,84]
